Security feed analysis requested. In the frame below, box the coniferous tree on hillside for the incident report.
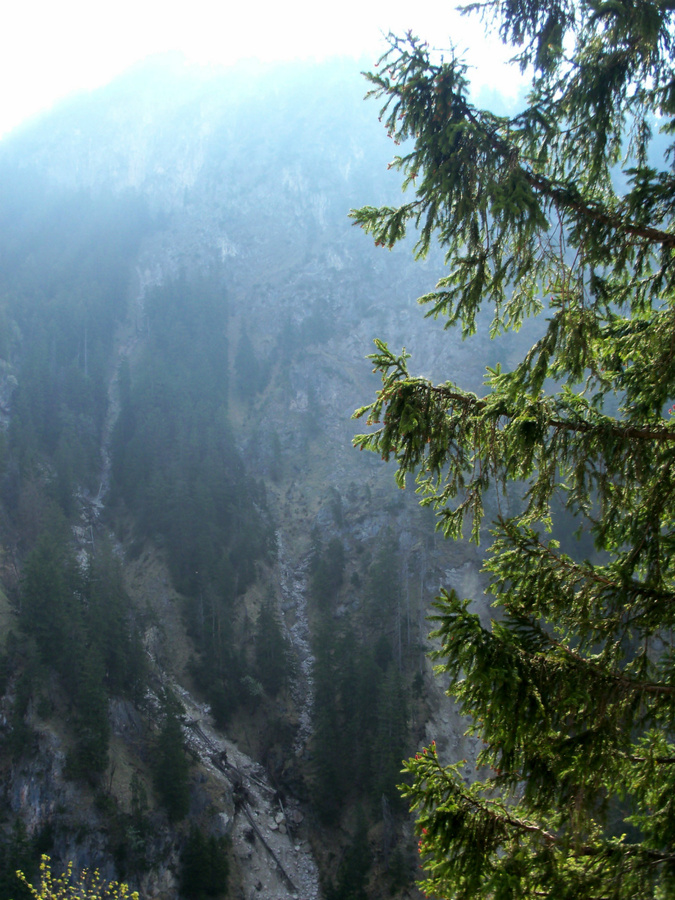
[354,1,675,896]
[180,826,229,900]
[68,644,110,779]
[254,596,291,697]
[0,189,147,508]
[311,621,412,820]
[325,810,370,900]
[309,535,345,609]
[153,692,190,823]
[17,531,145,777]
[20,526,80,670]
[110,275,272,722]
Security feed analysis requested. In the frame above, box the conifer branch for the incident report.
[413,751,675,870]
[544,636,675,697]
[524,170,675,250]
[459,94,675,251]
[425,383,675,444]
[495,523,675,609]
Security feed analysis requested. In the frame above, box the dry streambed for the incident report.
[175,684,321,900]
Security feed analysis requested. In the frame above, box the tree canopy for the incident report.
[353,1,675,897]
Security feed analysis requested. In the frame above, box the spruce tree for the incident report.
[153,692,190,822]
[353,3,675,897]
[180,826,229,900]
[254,596,291,697]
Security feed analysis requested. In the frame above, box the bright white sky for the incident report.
[0,0,526,138]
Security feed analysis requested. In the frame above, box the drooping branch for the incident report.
[460,99,675,251]
[413,749,675,867]
[396,380,675,445]
[524,169,675,250]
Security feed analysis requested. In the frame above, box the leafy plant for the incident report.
[16,856,139,900]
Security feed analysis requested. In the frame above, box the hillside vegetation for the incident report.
[0,56,495,900]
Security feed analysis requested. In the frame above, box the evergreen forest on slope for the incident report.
[0,55,505,900]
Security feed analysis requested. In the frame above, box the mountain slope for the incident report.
[0,55,503,900]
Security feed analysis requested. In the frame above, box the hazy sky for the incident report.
[0,0,526,138]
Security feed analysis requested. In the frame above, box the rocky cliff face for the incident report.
[0,54,519,900]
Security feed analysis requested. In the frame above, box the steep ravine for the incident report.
[174,685,320,900]
[275,533,314,758]
[97,278,324,898]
